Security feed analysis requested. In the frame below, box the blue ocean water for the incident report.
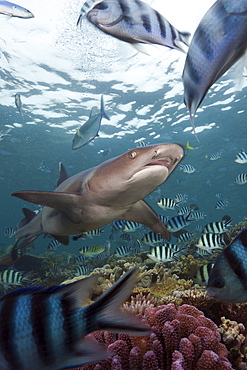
[0,0,246,260]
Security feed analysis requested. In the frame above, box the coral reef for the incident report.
[219,317,247,369]
[75,303,233,370]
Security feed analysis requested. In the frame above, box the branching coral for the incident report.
[75,303,233,370]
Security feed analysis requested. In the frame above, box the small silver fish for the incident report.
[0,1,33,18]
[78,0,190,53]
[72,95,110,150]
[183,0,247,137]
[14,93,23,116]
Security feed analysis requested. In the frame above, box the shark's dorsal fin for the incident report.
[57,162,69,187]
[12,191,84,224]
[119,199,170,241]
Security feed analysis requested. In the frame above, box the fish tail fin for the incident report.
[179,31,191,47]
[100,95,110,120]
[174,31,191,52]
[189,113,200,143]
[86,267,150,335]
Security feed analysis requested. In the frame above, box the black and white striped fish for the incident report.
[179,164,195,174]
[119,233,132,241]
[193,262,215,285]
[0,268,149,370]
[177,206,192,216]
[174,193,188,204]
[215,199,230,209]
[177,231,195,244]
[74,264,94,276]
[188,211,207,221]
[235,173,247,185]
[147,244,180,263]
[157,197,178,211]
[166,213,192,232]
[158,215,170,224]
[183,0,247,138]
[74,255,88,264]
[3,227,16,238]
[202,218,232,234]
[0,269,31,289]
[209,152,222,161]
[141,231,164,246]
[78,0,190,53]
[235,151,247,164]
[196,233,225,253]
[114,245,133,257]
[47,239,61,251]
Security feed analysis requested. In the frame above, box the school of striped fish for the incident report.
[1,0,247,368]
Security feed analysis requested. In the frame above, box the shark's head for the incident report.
[89,143,184,205]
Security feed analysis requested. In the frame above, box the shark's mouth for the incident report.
[145,156,177,170]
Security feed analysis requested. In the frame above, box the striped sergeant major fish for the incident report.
[73,228,105,240]
[3,227,16,238]
[74,264,93,276]
[235,173,247,185]
[196,233,225,254]
[0,1,33,18]
[202,218,232,235]
[193,262,215,286]
[114,245,133,257]
[78,0,190,53]
[47,239,61,251]
[235,151,247,164]
[141,231,164,246]
[0,268,150,369]
[157,197,178,211]
[177,206,192,216]
[215,199,230,210]
[179,164,195,174]
[174,193,188,204]
[206,228,247,303]
[209,152,222,161]
[183,0,247,139]
[0,269,31,289]
[147,243,181,263]
[188,212,207,221]
[177,231,195,244]
[166,213,193,233]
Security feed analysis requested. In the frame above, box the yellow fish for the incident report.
[81,245,105,257]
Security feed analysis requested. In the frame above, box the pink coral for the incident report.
[74,304,232,370]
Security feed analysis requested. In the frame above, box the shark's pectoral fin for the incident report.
[12,191,84,224]
[50,234,69,246]
[119,200,170,241]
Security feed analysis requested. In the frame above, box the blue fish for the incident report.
[207,228,247,303]
[0,1,33,18]
[78,0,190,53]
[183,0,247,138]
[0,268,149,369]
[72,95,110,150]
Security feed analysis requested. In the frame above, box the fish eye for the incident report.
[212,277,225,289]
[129,151,137,159]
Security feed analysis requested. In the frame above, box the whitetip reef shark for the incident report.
[2,143,184,264]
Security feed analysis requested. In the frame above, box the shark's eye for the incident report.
[129,151,137,159]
